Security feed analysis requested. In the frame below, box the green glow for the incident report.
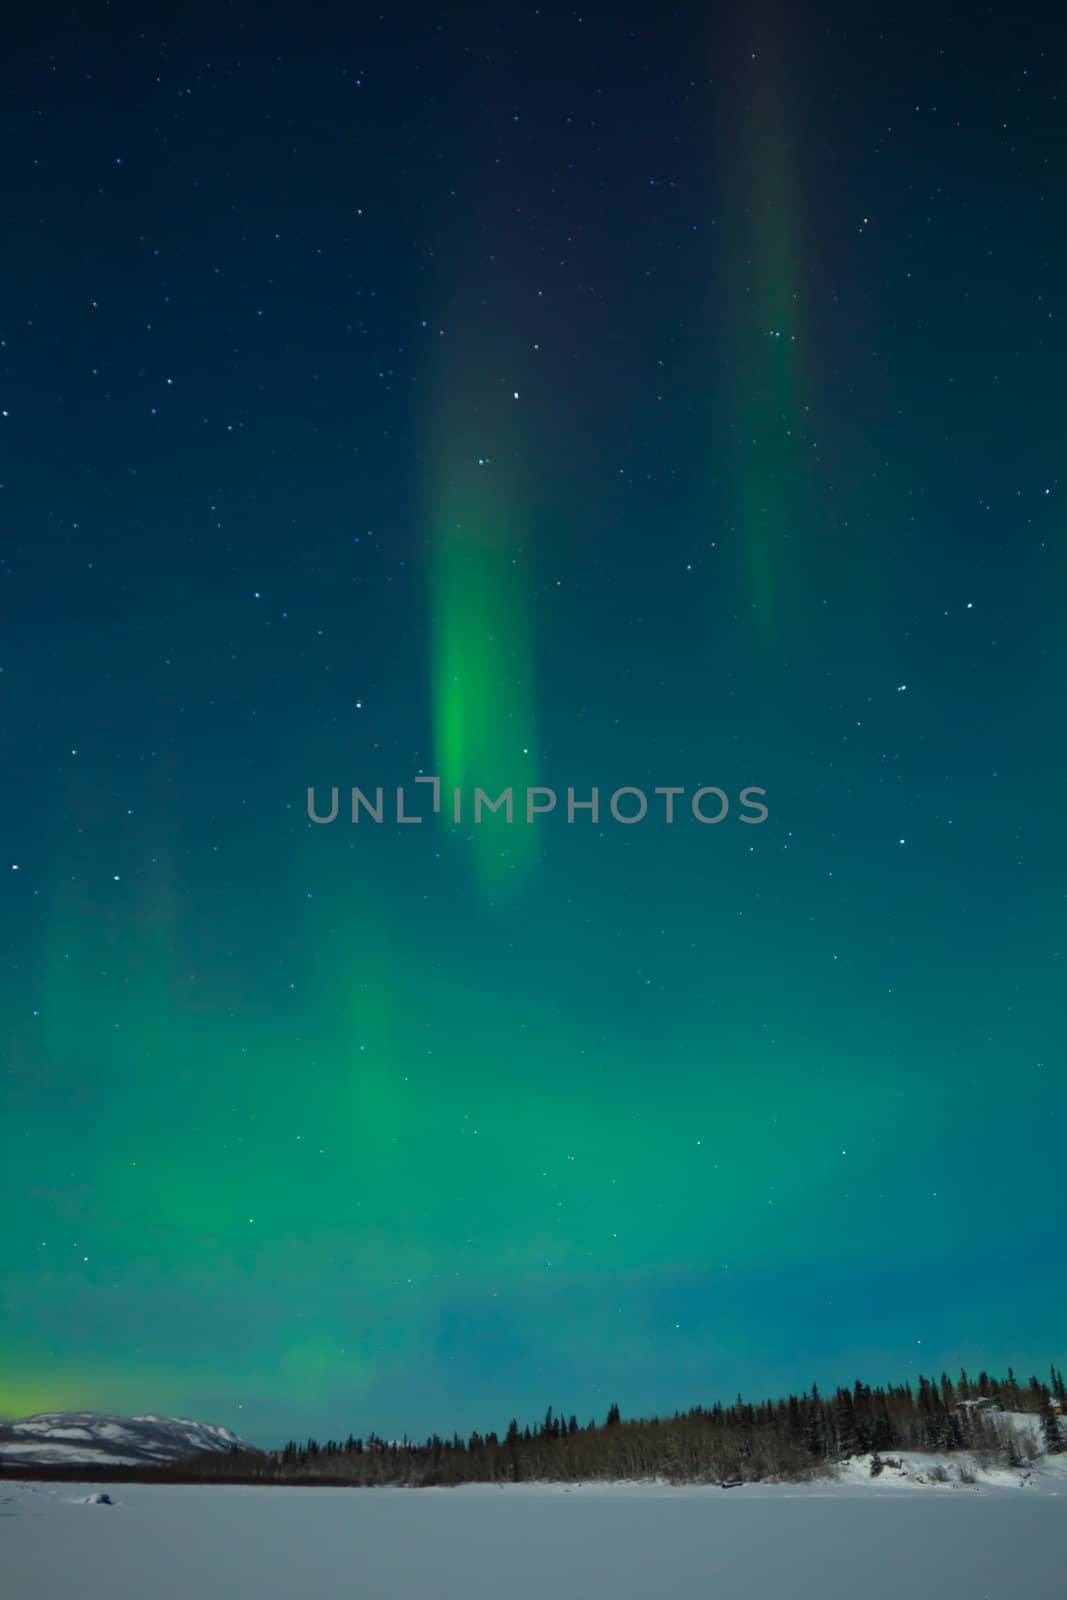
[3,6,1065,1456]
[428,375,540,893]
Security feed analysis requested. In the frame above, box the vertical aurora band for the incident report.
[719,10,812,634]
[427,342,540,894]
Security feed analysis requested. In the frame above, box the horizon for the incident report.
[4,1354,1064,1454]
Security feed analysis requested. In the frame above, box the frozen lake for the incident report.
[4,1479,1065,1599]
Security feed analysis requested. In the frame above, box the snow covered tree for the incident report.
[1041,1400,1065,1455]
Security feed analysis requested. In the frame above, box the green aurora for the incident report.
[2,3,1065,1443]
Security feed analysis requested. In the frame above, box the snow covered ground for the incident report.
[3,1473,1066,1600]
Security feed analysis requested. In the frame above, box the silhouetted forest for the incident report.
[105,1363,1067,1488]
[4,1365,1062,1488]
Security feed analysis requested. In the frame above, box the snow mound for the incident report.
[0,1411,252,1467]
[832,1411,1067,1491]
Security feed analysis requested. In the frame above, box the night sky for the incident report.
[3,2,1065,1446]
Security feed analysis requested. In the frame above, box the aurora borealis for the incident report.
[2,2,1065,1446]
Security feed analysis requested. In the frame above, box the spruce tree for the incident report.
[1042,1400,1065,1455]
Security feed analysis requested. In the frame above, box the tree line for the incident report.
[149,1363,1066,1488]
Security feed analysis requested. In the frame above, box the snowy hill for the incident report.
[831,1410,1067,1491]
[0,1411,251,1467]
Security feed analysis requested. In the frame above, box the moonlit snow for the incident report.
[4,1474,1066,1600]
[0,1411,249,1467]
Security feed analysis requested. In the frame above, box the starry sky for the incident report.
[2,1,1065,1446]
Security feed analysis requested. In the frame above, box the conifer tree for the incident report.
[1041,1399,1065,1455]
